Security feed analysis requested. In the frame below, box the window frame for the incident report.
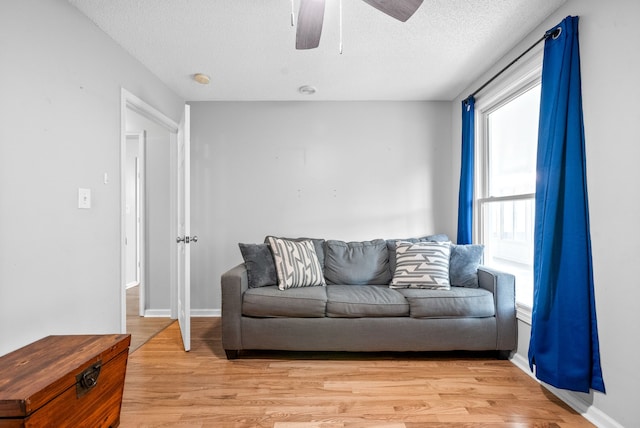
[473,48,543,318]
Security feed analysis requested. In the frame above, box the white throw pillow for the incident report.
[267,237,326,290]
[390,241,451,290]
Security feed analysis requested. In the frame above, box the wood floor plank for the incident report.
[120,318,593,427]
[127,286,174,352]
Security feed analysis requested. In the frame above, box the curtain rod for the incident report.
[466,27,561,102]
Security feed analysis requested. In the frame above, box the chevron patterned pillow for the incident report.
[267,237,326,291]
[390,241,451,290]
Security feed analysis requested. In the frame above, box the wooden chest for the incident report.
[0,334,131,428]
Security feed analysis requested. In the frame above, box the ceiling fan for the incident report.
[296,0,424,49]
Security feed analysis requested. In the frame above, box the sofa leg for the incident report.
[225,349,239,360]
[497,350,511,360]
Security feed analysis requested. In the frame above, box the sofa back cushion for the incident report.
[324,239,391,285]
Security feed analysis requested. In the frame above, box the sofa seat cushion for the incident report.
[326,285,409,318]
[396,287,495,319]
[243,285,327,318]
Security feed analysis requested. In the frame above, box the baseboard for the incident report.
[510,354,623,428]
[191,309,220,317]
[143,309,171,317]
[516,302,532,324]
[142,309,220,317]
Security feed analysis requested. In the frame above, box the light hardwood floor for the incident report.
[120,318,593,427]
[126,286,174,352]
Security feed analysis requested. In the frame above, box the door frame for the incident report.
[120,88,179,333]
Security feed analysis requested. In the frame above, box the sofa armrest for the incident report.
[221,263,249,352]
[478,266,517,352]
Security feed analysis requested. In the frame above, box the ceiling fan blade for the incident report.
[361,0,424,22]
[296,0,326,49]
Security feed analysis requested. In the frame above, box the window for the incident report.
[476,80,541,308]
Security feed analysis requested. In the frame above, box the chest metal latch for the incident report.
[76,361,102,398]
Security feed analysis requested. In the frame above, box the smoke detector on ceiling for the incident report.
[298,85,316,95]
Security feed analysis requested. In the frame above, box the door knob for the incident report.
[176,235,198,244]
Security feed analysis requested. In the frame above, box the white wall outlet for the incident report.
[78,188,91,209]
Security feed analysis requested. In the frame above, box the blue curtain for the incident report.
[456,96,475,245]
[528,16,605,393]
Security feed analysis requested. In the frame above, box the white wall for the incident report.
[144,127,172,311]
[190,101,453,311]
[451,1,640,426]
[0,0,183,355]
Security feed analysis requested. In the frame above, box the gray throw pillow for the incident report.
[324,239,391,285]
[449,244,484,288]
[238,243,277,288]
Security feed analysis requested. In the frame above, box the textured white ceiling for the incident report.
[68,0,566,101]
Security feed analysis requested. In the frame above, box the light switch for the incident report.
[78,188,91,209]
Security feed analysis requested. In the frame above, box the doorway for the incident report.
[120,89,179,348]
[125,132,144,298]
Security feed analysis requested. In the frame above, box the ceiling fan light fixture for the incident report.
[298,85,317,95]
[294,0,424,50]
[193,73,211,85]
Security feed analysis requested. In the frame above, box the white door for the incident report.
[176,104,192,351]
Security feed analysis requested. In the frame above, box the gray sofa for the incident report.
[221,236,516,359]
